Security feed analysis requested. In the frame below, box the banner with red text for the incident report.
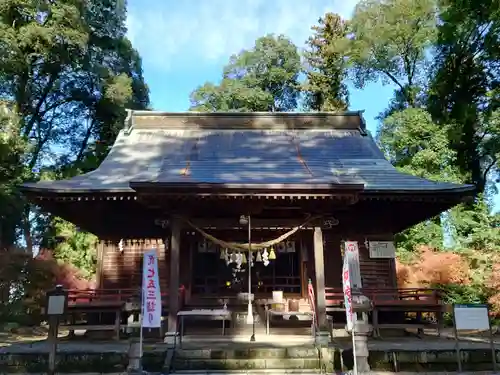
[343,241,359,331]
[142,249,162,328]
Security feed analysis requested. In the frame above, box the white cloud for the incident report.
[126,0,358,70]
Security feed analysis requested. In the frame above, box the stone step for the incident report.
[175,347,321,360]
[170,343,328,372]
[172,358,323,371]
[172,369,324,374]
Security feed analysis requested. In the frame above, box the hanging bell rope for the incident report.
[176,214,321,252]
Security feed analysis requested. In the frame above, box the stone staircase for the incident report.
[170,344,331,372]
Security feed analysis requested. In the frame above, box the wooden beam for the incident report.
[313,227,327,330]
[168,218,181,333]
[175,217,340,230]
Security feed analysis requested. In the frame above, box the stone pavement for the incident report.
[9,371,500,375]
[1,334,499,354]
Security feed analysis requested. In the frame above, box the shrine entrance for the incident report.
[191,235,303,296]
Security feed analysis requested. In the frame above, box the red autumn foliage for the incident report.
[396,246,471,288]
[486,263,500,315]
[34,249,95,290]
[0,249,94,324]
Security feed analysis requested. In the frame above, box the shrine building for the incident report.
[20,110,475,333]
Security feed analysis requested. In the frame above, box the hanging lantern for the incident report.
[241,252,247,264]
[256,251,262,262]
[269,247,276,260]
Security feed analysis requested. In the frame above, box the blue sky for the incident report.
[125,0,397,136]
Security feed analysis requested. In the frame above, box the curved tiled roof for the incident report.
[21,111,474,194]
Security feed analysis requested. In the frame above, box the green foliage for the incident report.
[427,0,500,192]
[302,13,349,112]
[450,197,500,252]
[349,0,437,107]
[0,0,149,309]
[190,35,301,112]
[0,103,28,250]
[49,218,97,279]
[378,108,461,182]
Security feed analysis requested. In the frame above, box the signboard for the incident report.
[452,303,496,372]
[142,250,162,328]
[454,304,490,331]
[368,241,396,259]
[45,285,68,316]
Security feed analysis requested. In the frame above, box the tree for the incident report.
[0,103,27,251]
[0,0,148,301]
[377,108,462,253]
[349,0,437,108]
[427,0,500,193]
[190,35,301,112]
[0,0,149,256]
[302,13,350,112]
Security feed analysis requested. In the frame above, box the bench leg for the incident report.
[437,310,444,337]
[373,309,380,338]
[69,313,75,338]
[114,310,120,341]
[179,316,184,348]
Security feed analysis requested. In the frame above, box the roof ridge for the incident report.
[123,109,367,133]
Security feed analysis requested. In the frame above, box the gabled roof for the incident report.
[21,110,475,195]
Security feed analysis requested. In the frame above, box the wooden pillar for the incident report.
[168,218,181,333]
[95,240,105,289]
[313,227,327,329]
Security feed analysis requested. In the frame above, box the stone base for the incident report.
[315,331,330,345]
[163,331,178,344]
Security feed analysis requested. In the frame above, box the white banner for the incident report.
[342,249,354,331]
[345,240,362,288]
[142,249,162,328]
[343,241,360,331]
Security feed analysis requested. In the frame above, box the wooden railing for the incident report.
[66,286,186,308]
[325,287,441,307]
[324,287,444,335]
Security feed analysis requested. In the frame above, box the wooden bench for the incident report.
[367,288,444,337]
[323,287,444,337]
[61,287,186,340]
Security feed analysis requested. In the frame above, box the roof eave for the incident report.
[129,181,366,193]
[19,184,134,195]
[364,184,476,195]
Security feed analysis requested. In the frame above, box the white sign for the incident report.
[47,295,66,315]
[454,304,490,331]
[369,241,396,258]
[142,249,162,328]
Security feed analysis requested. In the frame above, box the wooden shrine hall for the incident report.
[21,110,475,339]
